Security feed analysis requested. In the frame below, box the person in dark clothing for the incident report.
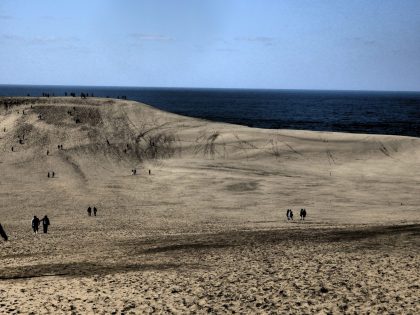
[31,216,40,234]
[290,210,294,220]
[0,223,8,241]
[286,209,291,220]
[302,208,307,220]
[93,207,97,216]
[41,215,50,233]
[149,169,151,175]
[87,206,92,216]
[300,208,304,220]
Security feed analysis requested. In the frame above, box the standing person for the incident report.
[87,206,92,216]
[300,209,304,220]
[290,210,294,220]
[93,207,97,216]
[302,208,307,220]
[31,216,40,234]
[0,223,8,241]
[286,209,291,220]
[41,215,50,233]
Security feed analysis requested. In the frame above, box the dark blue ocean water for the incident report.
[1,85,420,137]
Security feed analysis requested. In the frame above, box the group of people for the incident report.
[2,207,101,241]
[131,169,152,175]
[31,215,50,234]
[286,208,308,221]
[87,206,98,216]
[47,171,55,178]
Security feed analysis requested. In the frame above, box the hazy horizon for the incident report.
[1,0,420,91]
[2,83,420,94]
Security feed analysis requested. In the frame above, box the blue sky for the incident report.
[1,0,419,91]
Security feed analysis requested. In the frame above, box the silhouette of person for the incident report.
[48,172,50,178]
[41,215,50,233]
[149,169,151,175]
[286,209,291,220]
[302,209,307,220]
[290,210,294,220]
[0,223,8,241]
[300,208,304,220]
[47,150,49,156]
[11,146,14,152]
[93,207,97,216]
[32,216,40,234]
[87,206,92,216]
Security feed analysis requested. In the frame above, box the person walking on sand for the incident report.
[300,208,304,220]
[290,210,294,220]
[0,223,8,241]
[41,215,50,234]
[31,216,40,234]
[286,209,291,220]
[93,207,97,216]
[87,206,92,216]
[302,208,307,220]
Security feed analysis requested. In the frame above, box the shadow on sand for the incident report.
[0,261,190,280]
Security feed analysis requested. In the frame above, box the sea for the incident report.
[1,85,420,137]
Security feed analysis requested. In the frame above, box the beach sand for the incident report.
[0,97,419,314]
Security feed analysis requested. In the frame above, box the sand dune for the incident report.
[1,97,419,314]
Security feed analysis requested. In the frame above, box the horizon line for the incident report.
[0,83,419,94]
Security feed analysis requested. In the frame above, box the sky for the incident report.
[0,0,420,91]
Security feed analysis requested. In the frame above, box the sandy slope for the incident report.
[0,97,419,314]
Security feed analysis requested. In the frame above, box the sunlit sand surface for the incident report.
[1,97,419,314]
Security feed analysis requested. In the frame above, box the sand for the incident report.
[0,97,419,314]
